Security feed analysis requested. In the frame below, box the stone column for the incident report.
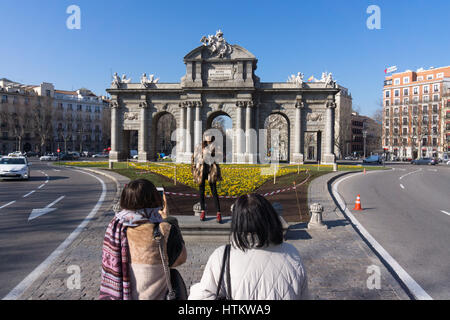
[292,99,305,164]
[138,101,149,162]
[245,102,257,163]
[323,99,336,164]
[235,101,245,163]
[194,102,202,150]
[109,101,120,162]
[185,102,193,161]
[177,104,186,162]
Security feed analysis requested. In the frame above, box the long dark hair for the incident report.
[230,193,283,251]
[120,179,162,210]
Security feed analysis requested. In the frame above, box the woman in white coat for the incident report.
[188,193,308,300]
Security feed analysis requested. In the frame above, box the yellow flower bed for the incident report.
[131,163,302,196]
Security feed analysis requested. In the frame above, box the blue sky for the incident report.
[1,0,449,117]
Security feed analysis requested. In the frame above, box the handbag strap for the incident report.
[216,244,232,299]
[153,223,176,300]
[225,245,232,300]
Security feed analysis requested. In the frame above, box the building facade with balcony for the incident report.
[0,78,110,155]
[350,111,381,157]
[382,66,450,160]
[442,89,450,155]
[52,87,110,154]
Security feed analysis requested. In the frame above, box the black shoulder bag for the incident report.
[153,223,188,300]
[216,244,232,300]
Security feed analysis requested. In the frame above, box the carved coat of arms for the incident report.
[124,112,139,121]
[200,30,233,58]
[307,112,323,122]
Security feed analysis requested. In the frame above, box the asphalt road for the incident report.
[0,160,115,299]
[335,164,450,299]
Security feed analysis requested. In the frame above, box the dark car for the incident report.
[26,151,39,157]
[363,155,382,164]
[59,153,75,161]
[411,158,436,165]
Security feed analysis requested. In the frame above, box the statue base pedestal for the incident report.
[291,153,304,164]
[245,153,258,164]
[234,153,246,164]
[138,152,150,162]
[322,153,336,165]
[183,152,193,163]
[109,151,120,162]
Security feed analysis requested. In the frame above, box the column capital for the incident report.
[295,101,305,109]
[326,101,337,109]
[236,100,255,108]
[138,101,148,108]
[182,100,202,108]
[109,101,120,109]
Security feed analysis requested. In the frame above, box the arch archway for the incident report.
[153,112,177,159]
[264,113,290,162]
[206,111,233,163]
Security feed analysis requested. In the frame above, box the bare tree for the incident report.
[101,106,111,150]
[31,96,53,154]
[10,99,31,152]
[55,106,74,153]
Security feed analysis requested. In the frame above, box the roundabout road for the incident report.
[334,164,450,299]
[0,160,116,299]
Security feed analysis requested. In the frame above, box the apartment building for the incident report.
[442,88,450,154]
[382,66,450,159]
[0,78,110,155]
[350,111,381,157]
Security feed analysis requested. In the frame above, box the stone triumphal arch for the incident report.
[107,30,340,164]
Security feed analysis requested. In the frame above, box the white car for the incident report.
[447,160,450,165]
[40,154,58,161]
[0,156,31,180]
[8,151,25,157]
[92,153,109,158]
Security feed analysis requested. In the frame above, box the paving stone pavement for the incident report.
[19,170,409,300]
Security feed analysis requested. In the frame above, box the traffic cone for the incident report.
[353,194,363,210]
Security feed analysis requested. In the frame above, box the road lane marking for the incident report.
[400,184,405,189]
[427,169,437,172]
[0,201,16,210]
[3,169,107,300]
[441,210,450,216]
[28,196,65,221]
[23,191,36,198]
[399,168,422,180]
[37,184,45,189]
[333,172,433,300]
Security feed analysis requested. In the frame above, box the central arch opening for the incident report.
[264,113,290,162]
[207,112,232,163]
[156,113,176,159]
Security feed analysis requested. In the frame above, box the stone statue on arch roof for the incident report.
[121,74,131,84]
[200,29,233,58]
[111,72,121,88]
[320,72,336,87]
[287,72,304,87]
[140,73,160,87]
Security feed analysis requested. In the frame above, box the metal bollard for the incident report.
[307,203,327,230]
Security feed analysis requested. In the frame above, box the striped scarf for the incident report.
[99,208,163,300]
[99,217,131,300]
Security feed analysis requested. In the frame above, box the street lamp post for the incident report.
[363,129,368,158]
